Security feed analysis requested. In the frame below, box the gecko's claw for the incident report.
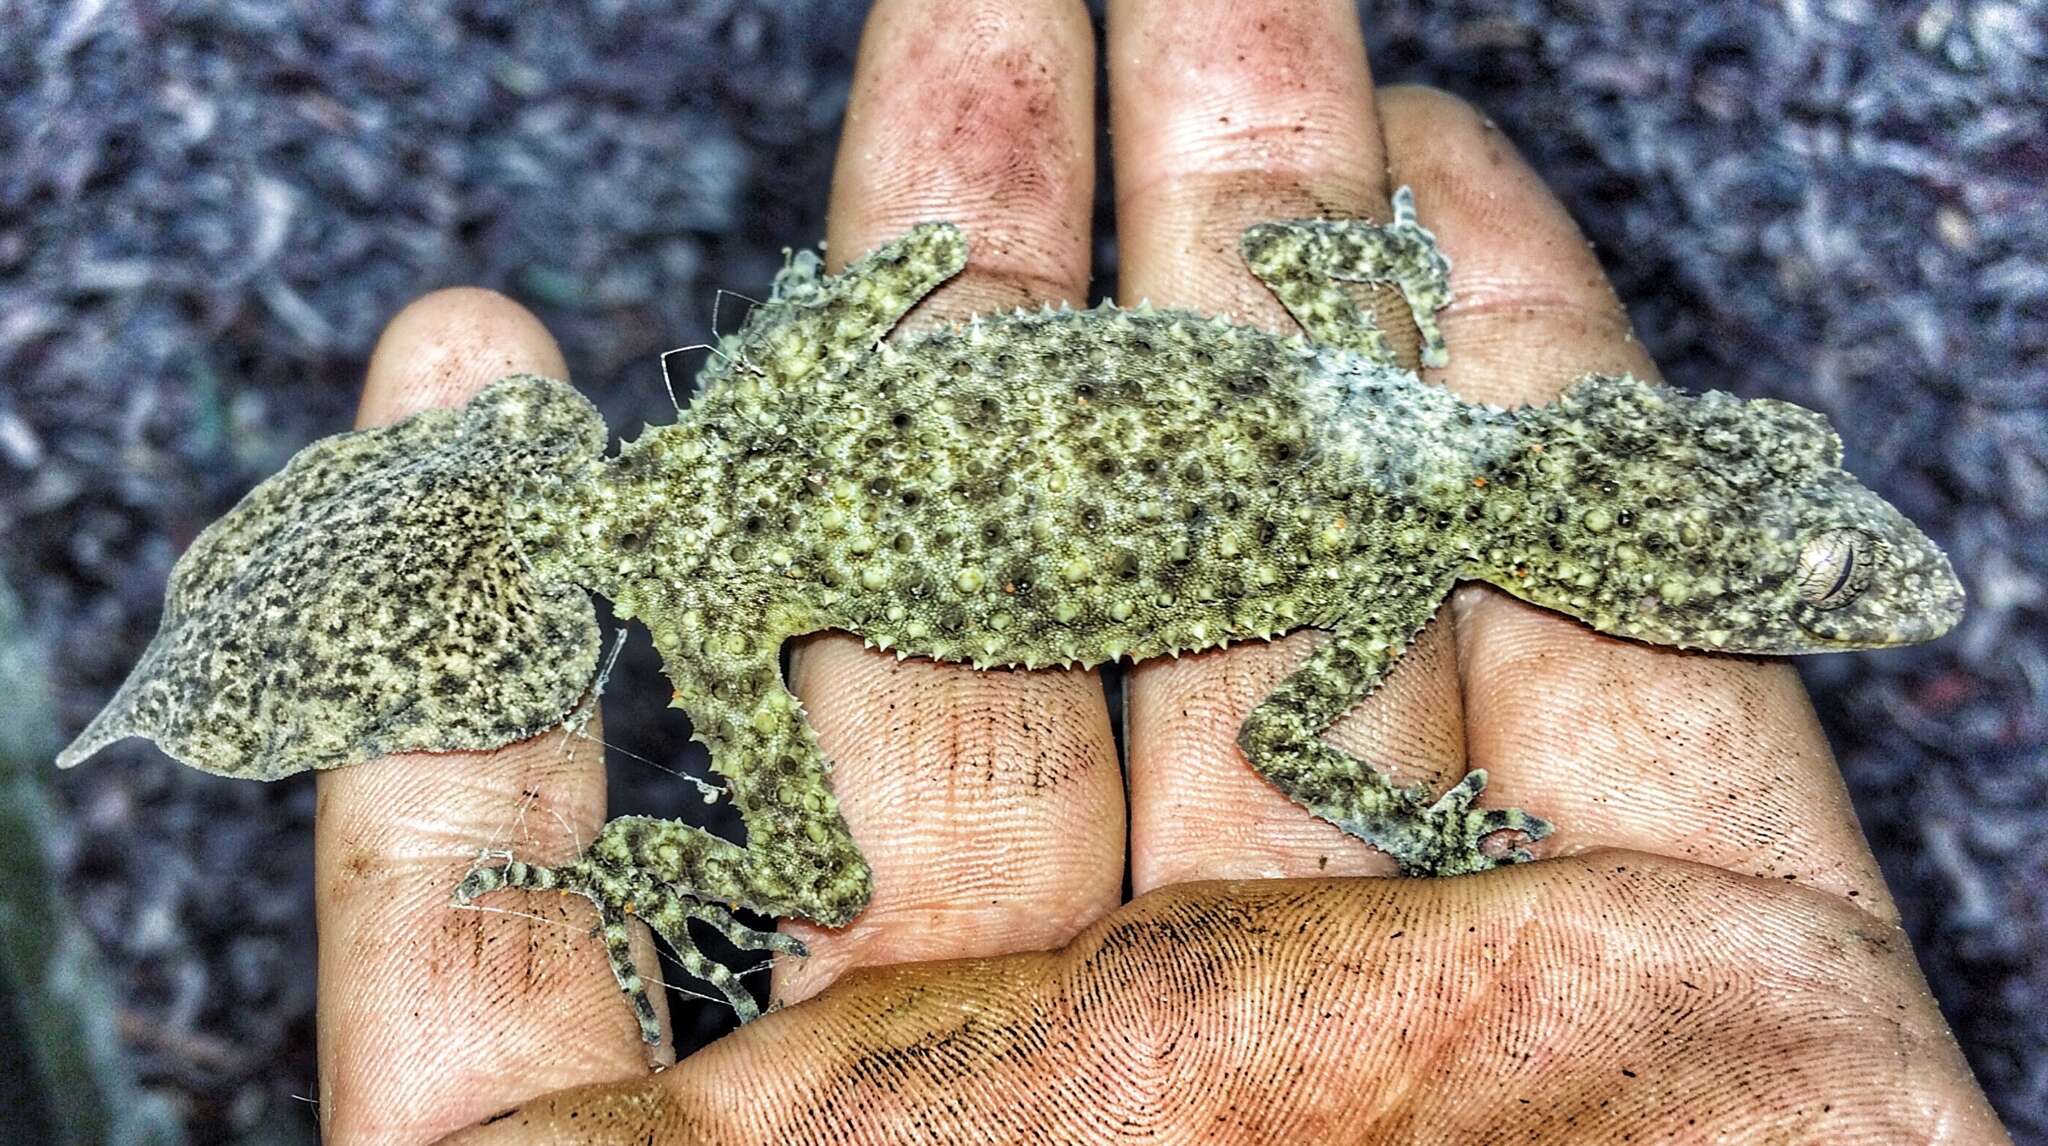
[1393,769,1552,877]
[453,848,805,1040]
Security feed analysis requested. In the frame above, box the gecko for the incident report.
[57,188,1966,1045]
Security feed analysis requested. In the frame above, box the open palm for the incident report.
[310,2,2004,1142]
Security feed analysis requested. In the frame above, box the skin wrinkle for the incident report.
[1140,642,1370,879]
[1132,623,1469,883]
[1455,598,1893,916]
[1360,885,1545,1133]
[436,861,1997,1144]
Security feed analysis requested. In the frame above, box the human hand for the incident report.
[314,1,2007,1142]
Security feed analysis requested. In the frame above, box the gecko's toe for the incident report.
[1471,807,1553,866]
[688,902,809,958]
[453,854,571,905]
[1394,770,1552,877]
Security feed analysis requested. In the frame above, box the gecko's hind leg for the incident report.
[683,901,808,957]
[453,853,670,1042]
[1235,601,1551,877]
[637,899,805,1021]
[453,627,870,1041]
[1240,185,1454,368]
[595,900,661,1044]
[638,898,756,1021]
[1416,770,1550,866]
[454,812,793,1041]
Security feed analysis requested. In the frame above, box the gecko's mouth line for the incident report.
[1798,599,1966,648]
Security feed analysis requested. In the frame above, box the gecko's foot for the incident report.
[1238,186,1454,369]
[454,852,806,1043]
[1390,770,1552,878]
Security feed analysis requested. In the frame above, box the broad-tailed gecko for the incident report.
[60,188,1965,1044]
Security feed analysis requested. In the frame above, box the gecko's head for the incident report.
[1494,375,1964,655]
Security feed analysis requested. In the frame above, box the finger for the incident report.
[318,288,658,1143]
[1109,0,1469,887]
[440,859,2003,1145]
[1376,85,1893,913]
[774,0,1122,1006]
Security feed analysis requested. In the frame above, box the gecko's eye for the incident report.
[1795,527,1885,609]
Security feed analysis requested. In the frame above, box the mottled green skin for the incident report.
[60,188,1965,1045]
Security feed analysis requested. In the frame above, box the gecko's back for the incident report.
[610,306,1511,673]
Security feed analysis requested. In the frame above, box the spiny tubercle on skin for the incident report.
[57,188,1964,1043]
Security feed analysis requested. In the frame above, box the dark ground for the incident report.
[2,1,2042,1142]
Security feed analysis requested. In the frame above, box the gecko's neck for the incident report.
[1456,393,1648,618]
[512,413,732,617]
[1304,357,1525,506]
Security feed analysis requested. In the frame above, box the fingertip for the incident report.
[1377,83,1550,227]
[359,287,570,428]
[827,0,1096,314]
[1375,81,1481,126]
[1108,0,1388,337]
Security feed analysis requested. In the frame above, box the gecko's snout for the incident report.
[1792,539,1965,649]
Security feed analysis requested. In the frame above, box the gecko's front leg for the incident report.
[456,623,867,1042]
[1236,590,1551,878]
[1239,185,1454,368]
